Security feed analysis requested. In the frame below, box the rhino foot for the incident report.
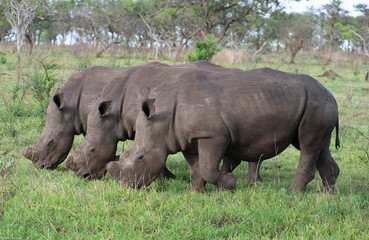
[218,172,236,191]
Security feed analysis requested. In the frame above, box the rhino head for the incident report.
[107,99,168,188]
[23,91,75,169]
[65,99,118,180]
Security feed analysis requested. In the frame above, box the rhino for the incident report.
[65,61,262,182]
[107,67,340,193]
[22,63,174,181]
[22,66,126,169]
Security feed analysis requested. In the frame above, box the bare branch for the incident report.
[349,28,369,57]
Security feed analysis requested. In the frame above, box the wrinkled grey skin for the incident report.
[108,67,340,193]
[65,61,260,181]
[23,66,129,169]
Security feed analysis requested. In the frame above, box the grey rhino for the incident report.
[22,63,174,181]
[23,66,126,169]
[107,67,340,193]
[65,61,261,182]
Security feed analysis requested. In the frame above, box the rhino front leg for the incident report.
[183,152,206,192]
[198,138,236,191]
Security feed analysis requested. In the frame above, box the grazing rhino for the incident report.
[22,63,174,182]
[65,61,261,182]
[107,67,340,193]
[23,66,126,169]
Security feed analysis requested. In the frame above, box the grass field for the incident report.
[0,45,368,239]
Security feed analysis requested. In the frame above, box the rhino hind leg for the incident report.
[288,150,320,192]
[316,148,340,193]
[221,156,241,172]
[160,167,176,180]
[221,157,262,183]
[245,161,262,182]
[198,137,236,191]
[183,152,206,192]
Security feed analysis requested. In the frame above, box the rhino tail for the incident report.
[335,117,340,150]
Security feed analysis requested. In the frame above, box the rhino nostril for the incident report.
[47,140,54,147]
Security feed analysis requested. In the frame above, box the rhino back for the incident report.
[151,68,335,160]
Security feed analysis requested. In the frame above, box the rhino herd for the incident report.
[23,61,340,193]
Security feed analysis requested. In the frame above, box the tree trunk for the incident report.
[25,32,33,56]
[16,31,24,62]
[323,25,332,66]
[289,51,296,64]
[323,39,329,65]
[125,35,130,49]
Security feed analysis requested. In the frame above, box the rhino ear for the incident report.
[98,101,111,118]
[142,98,155,120]
[53,92,64,110]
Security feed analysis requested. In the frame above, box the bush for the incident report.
[0,54,6,64]
[0,156,14,177]
[187,36,221,62]
[0,72,27,137]
[28,58,61,112]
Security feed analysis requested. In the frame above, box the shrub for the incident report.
[0,71,27,137]
[0,54,6,64]
[187,36,221,62]
[28,58,61,112]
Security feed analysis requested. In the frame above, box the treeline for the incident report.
[0,0,369,63]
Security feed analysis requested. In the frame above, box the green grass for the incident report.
[0,45,368,239]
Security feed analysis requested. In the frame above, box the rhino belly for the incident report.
[225,119,299,162]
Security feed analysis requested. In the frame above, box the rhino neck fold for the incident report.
[117,81,136,141]
[73,84,85,135]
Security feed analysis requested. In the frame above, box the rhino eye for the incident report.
[47,140,54,146]
[137,155,144,161]
[90,148,95,152]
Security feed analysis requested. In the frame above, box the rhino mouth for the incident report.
[35,160,60,170]
[83,173,92,181]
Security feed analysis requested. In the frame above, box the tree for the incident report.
[321,0,346,65]
[349,4,369,58]
[0,6,12,42]
[283,13,314,64]
[3,0,38,62]
[183,0,281,43]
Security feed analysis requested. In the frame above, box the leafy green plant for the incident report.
[0,156,14,177]
[187,36,221,62]
[28,57,61,112]
[0,54,6,64]
[0,72,27,137]
[75,53,92,71]
[352,66,360,81]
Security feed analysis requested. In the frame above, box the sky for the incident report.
[282,0,368,16]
